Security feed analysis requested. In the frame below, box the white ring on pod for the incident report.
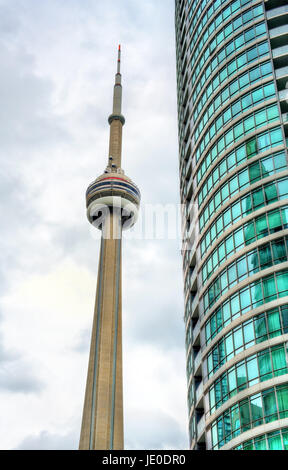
[87,196,139,230]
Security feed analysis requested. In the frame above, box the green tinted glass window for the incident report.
[272,346,287,376]
[263,389,277,423]
[250,394,263,426]
[226,235,234,255]
[236,145,246,163]
[232,101,241,116]
[247,356,258,383]
[244,29,254,42]
[272,239,286,263]
[276,272,288,297]
[265,183,278,203]
[219,242,225,262]
[249,162,261,182]
[278,180,288,199]
[268,210,281,232]
[221,184,229,202]
[246,138,257,157]
[244,221,255,244]
[259,244,272,268]
[267,309,281,337]
[255,437,267,450]
[268,432,282,450]
[237,257,247,280]
[258,133,270,152]
[261,156,274,176]
[231,405,240,435]
[281,306,288,333]
[244,115,254,132]
[234,228,244,248]
[258,350,272,381]
[232,201,241,220]
[263,276,276,302]
[270,128,282,144]
[239,170,249,188]
[228,265,237,285]
[276,385,288,419]
[252,87,264,102]
[255,109,267,126]
[240,400,251,431]
[256,214,268,237]
[252,189,264,208]
[240,288,250,312]
[255,315,267,342]
[234,327,243,350]
[267,105,279,121]
[244,321,255,345]
[284,431,288,450]
[247,249,259,272]
[274,153,287,172]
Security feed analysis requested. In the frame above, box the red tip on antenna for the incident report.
[118,44,121,51]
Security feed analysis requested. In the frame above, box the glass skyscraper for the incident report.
[175,0,288,450]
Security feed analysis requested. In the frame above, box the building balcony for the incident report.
[192,319,201,346]
[191,293,199,319]
[195,380,203,405]
[197,414,205,441]
[186,176,193,200]
[272,44,288,68]
[194,350,202,376]
[276,65,288,79]
[183,119,190,142]
[269,24,288,49]
[189,267,197,293]
[270,24,288,39]
[267,5,288,22]
[279,89,288,102]
[184,138,191,161]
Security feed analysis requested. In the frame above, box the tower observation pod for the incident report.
[79,46,140,450]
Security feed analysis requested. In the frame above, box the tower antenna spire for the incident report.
[107,45,125,168]
[117,44,121,75]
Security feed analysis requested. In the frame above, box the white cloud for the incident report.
[16,430,78,450]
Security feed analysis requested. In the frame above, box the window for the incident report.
[263,388,277,423]
[277,385,288,419]
[263,276,276,302]
[240,288,250,313]
[267,309,281,337]
[246,138,257,157]
[258,350,272,381]
[277,272,288,297]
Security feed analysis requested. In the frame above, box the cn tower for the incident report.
[79,46,140,450]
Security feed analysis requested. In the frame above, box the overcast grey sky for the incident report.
[0,0,188,450]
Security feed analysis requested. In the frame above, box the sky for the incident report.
[0,0,188,450]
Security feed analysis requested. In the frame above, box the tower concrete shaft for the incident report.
[79,211,123,450]
[79,46,139,451]
[108,119,123,169]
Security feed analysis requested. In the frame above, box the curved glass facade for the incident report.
[175,0,288,450]
[201,203,288,284]
[234,427,288,450]
[208,342,288,415]
[206,304,288,379]
[211,383,288,449]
